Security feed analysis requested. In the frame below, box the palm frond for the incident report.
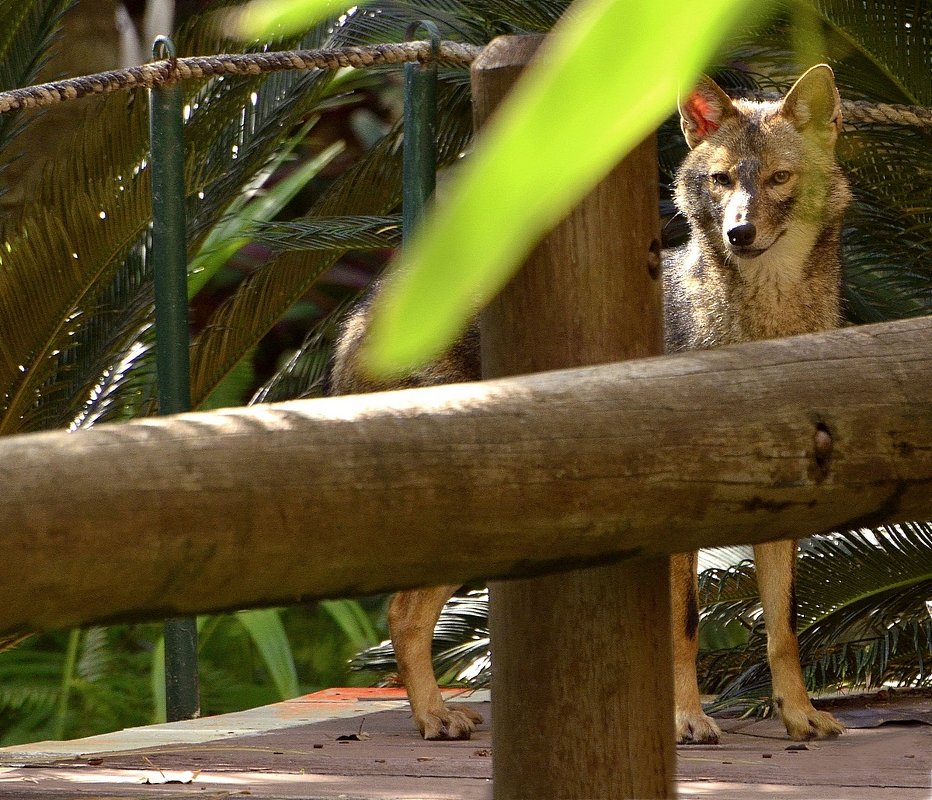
[187,79,472,404]
[250,300,353,403]
[807,0,930,105]
[62,9,455,427]
[0,647,62,719]
[698,546,754,571]
[249,216,400,253]
[328,2,488,47]
[76,626,111,683]
[351,590,490,686]
[0,0,73,158]
[459,0,568,32]
[0,107,154,433]
[699,523,932,710]
[0,12,372,433]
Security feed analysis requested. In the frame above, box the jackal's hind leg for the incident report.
[754,540,844,740]
[389,586,483,740]
[672,552,722,744]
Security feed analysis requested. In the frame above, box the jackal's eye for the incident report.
[710,172,732,187]
[771,170,792,184]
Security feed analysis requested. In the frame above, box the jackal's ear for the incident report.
[781,64,842,143]
[678,76,735,149]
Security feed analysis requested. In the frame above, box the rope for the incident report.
[0,41,483,114]
[737,90,932,130]
[0,39,928,129]
[840,99,932,129]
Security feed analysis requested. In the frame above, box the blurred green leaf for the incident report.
[235,609,300,700]
[52,629,81,739]
[320,600,380,651]
[364,0,762,375]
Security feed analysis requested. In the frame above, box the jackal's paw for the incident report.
[781,704,844,741]
[419,704,483,741]
[676,710,722,744]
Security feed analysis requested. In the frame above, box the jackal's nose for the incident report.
[727,223,757,248]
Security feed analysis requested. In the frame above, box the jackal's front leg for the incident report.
[388,586,483,740]
[671,552,722,744]
[754,540,844,740]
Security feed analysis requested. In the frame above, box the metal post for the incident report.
[149,35,200,722]
[402,21,440,244]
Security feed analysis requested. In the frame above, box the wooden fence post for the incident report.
[473,36,674,797]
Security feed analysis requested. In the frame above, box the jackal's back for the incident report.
[329,287,481,394]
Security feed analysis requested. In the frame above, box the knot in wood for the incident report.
[813,424,833,471]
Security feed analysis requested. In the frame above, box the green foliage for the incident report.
[187,131,344,298]
[320,600,382,652]
[235,610,300,700]
[0,627,155,745]
[0,0,74,157]
[699,524,932,713]
[0,601,386,744]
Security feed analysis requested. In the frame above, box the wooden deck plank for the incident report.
[1,689,929,799]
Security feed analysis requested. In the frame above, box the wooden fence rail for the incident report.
[1,314,928,637]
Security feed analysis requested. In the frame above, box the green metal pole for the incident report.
[402,21,440,244]
[149,35,200,722]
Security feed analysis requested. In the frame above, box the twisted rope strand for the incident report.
[0,41,483,114]
[0,40,928,129]
[738,90,932,130]
[840,99,932,129]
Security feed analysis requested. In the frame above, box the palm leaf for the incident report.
[0,12,366,433]
[0,0,74,160]
[249,215,401,253]
[351,589,490,686]
[187,135,346,297]
[66,14,425,427]
[699,523,932,710]
[0,103,154,433]
[76,626,111,683]
[326,1,488,47]
[250,299,354,403]
[187,78,473,404]
[807,0,930,105]
[698,546,754,571]
[0,645,62,719]
[460,0,568,32]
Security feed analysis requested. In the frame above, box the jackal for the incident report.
[665,63,850,743]
[330,64,850,744]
